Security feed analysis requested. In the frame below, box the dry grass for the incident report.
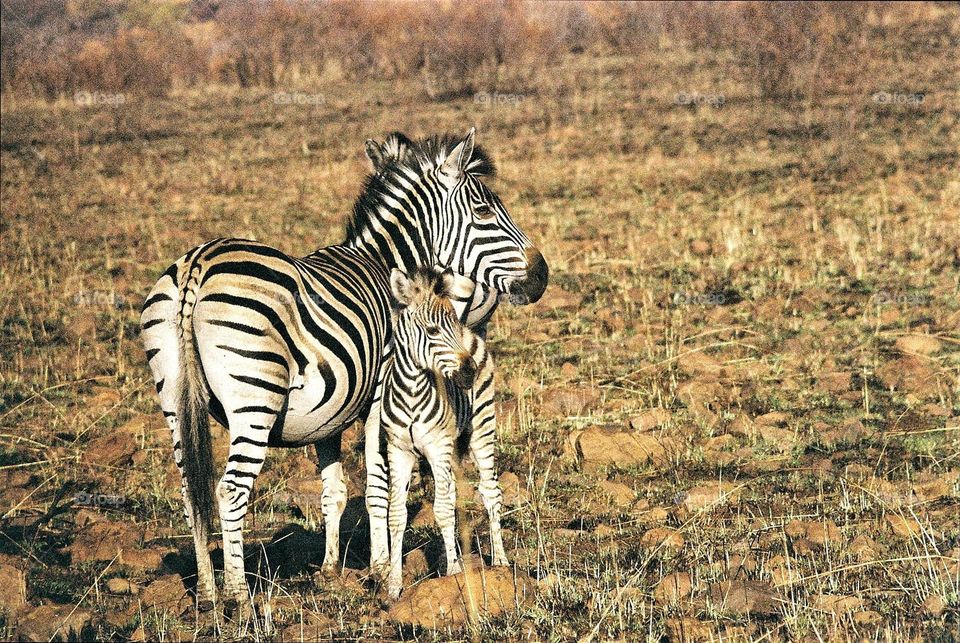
[1,1,959,641]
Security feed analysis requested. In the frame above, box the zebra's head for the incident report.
[362,129,548,305]
[389,267,478,389]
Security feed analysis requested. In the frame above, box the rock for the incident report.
[140,574,190,614]
[755,412,789,427]
[912,471,959,502]
[0,564,27,615]
[784,519,841,550]
[121,547,170,571]
[67,521,141,563]
[599,480,635,507]
[409,501,435,529]
[640,527,684,550]
[848,534,884,561]
[707,580,780,617]
[653,572,692,605]
[665,617,715,641]
[498,471,530,507]
[388,567,534,629]
[922,593,946,616]
[629,408,671,432]
[813,594,864,617]
[82,429,137,468]
[894,335,942,356]
[403,548,431,583]
[682,482,740,512]
[106,578,140,595]
[16,604,92,642]
[559,362,579,379]
[817,371,851,394]
[594,523,617,538]
[540,386,600,417]
[574,426,677,472]
[886,515,922,538]
[853,610,883,625]
[876,356,938,396]
[281,612,335,640]
[767,555,801,587]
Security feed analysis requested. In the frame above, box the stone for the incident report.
[0,564,27,615]
[106,578,140,595]
[665,617,715,641]
[707,580,780,616]
[894,335,942,356]
[16,604,92,642]
[67,521,141,563]
[140,574,190,614]
[848,534,884,561]
[640,527,684,550]
[599,480,635,506]
[498,471,530,507]
[922,593,946,616]
[388,567,534,629]
[813,594,864,617]
[784,519,841,550]
[886,515,922,538]
[82,430,136,468]
[876,356,938,396]
[540,386,600,417]
[682,482,740,512]
[629,408,671,432]
[653,572,692,605]
[575,426,677,473]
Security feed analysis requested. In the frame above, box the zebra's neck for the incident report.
[342,169,435,276]
[388,348,443,409]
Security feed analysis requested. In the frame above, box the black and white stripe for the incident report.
[140,129,547,610]
[381,267,508,600]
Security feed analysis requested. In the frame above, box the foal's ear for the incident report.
[389,268,413,306]
[440,269,475,300]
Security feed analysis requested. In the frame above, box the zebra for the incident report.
[381,266,507,600]
[139,129,548,612]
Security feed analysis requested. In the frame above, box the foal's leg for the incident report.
[386,444,416,600]
[421,435,461,575]
[315,434,347,571]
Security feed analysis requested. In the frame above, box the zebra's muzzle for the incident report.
[507,247,548,305]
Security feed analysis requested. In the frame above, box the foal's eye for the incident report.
[425,325,440,335]
[473,204,495,220]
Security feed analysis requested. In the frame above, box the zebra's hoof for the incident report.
[197,598,215,612]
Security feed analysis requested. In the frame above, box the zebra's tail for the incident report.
[176,284,217,533]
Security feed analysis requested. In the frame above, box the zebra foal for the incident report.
[382,267,508,600]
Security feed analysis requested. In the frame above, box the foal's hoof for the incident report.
[197,598,215,613]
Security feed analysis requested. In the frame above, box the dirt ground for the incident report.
[1,5,959,641]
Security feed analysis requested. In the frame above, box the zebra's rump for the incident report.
[142,238,393,445]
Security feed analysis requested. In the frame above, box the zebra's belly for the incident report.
[274,368,372,446]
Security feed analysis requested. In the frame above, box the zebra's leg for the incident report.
[315,434,347,572]
[142,281,218,605]
[386,444,416,600]
[218,398,283,609]
[421,435,461,575]
[363,355,392,576]
[469,349,509,566]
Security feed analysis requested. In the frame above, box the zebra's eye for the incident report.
[473,204,495,220]
[425,325,440,336]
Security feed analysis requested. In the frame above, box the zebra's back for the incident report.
[141,238,392,446]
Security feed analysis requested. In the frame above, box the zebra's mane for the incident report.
[345,132,496,242]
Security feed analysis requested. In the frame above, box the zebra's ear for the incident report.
[390,268,413,306]
[439,127,476,179]
[365,139,384,172]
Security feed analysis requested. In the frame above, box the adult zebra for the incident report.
[140,129,547,610]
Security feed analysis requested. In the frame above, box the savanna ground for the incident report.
[1,2,959,641]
